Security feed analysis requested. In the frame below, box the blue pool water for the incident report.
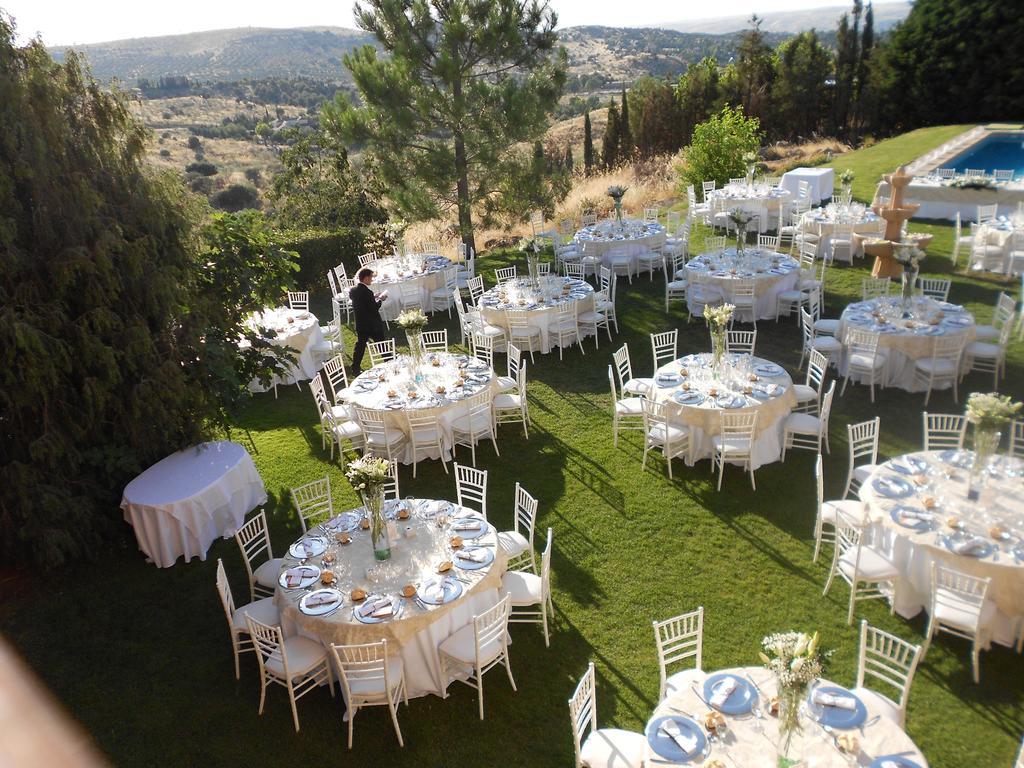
[947,133,1024,177]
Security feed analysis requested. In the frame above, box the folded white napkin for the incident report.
[370,599,394,619]
[285,567,312,588]
[452,520,481,532]
[422,580,446,602]
[456,549,485,563]
[305,592,337,608]
[659,720,697,752]
[952,536,988,555]
[300,541,314,557]
[813,690,857,710]
[898,509,933,523]
[710,677,738,708]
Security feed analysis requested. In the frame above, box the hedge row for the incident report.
[276,227,367,294]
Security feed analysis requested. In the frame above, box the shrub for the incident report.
[276,228,366,293]
[211,183,259,212]
[677,106,762,191]
[185,161,217,176]
[159,148,171,157]
[188,174,214,194]
[187,135,201,150]
[244,167,262,185]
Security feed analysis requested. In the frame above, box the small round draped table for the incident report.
[860,450,1024,647]
[274,498,507,698]
[245,307,326,393]
[572,220,667,273]
[478,276,595,354]
[649,353,797,470]
[684,249,800,321]
[645,666,928,767]
[120,441,266,568]
[367,254,452,319]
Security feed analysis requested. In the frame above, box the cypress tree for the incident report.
[564,144,574,173]
[619,87,633,159]
[602,100,621,170]
[583,110,595,175]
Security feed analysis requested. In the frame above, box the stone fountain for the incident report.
[864,165,934,278]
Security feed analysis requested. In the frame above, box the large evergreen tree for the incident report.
[618,87,633,160]
[326,0,567,252]
[602,100,621,169]
[677,57,721,147]
[582,110,595,176]
[725,16,775,129]
[631,76,684,158]
[0,19,297,565]
[770,31,833,140]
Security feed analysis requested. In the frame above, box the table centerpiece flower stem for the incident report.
[345,456,394,561]
[705,303,734,379]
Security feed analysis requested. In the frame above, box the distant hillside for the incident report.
[51,24,793,86]
[663,2,910,35]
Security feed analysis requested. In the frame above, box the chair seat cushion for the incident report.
[501,570,542,605]
[711,435,752,454]
[331,403,356,421]
[777,289,805,302]
[347,656,404,697]
[973,325,999,341]
[792,383,817,403]
[549,320,579,334]
[822,499,863,524]
[477,324,506,338]
[785,412,822,435]
[430,287,453,299]
[664,668,705,698]
[648,423,688,445]
[232,597,281,633]
[849,352,886,370]
[254,558,285,588]
[409,425,444,442]
[811,337,843,353]
[814,319,840,335]
[580,728,647,768]
[493,394,523,410]
[624,378,653,396]
[966,341,1000,359]
[439,621,503,665]
[496,375,516,392]
[595,299,615,312]
[266,635,328,679]
[366,427,407,446]
[915,357,958,375]
[616,397,644,416]
[839,546,899,581]
[509,327,541,339]
[333,419,364,441]
[578,311,607,324]
[451,410,493,434]
[496,530,529,557]
[934,593,997,631]
[851,686,902,727]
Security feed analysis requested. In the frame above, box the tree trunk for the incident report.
[454,131,475,256]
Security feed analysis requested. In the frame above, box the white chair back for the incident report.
[287,291,309,311]
[650,330,678,372]
[420,329,448,353]
[455,463,488,519]
[724,329,756,356]
[568,662,600,767]
[494,266,517,284]
[359,251,378,267]
[856,620,921,724]
[291,476,333,532]
[652,608,704,700]
[368,338,396,366]
[235,510,275,600]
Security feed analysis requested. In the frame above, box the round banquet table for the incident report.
[860,450,1024,647]
[245,307,326,393]
[685,249,801,321]
[274,497,507,698]
[572,220,667,273]
[348,352,498,464]
[478,275,595,354]
[646,666,929,767]
[120,441,266,568]
[707,183,791,232]
[800,205,885,258]
[837,297,976,392]
[650,353,797,470]
[367,253,452,319]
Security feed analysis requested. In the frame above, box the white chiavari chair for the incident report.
[497,483,539,572]
[813,454,863,563]
[405,407,449,478]
[711,411,758,490]
[841,327,888,403]
[650,330,678,375]
[652,607,704,700]
[782,380,835,460]
[912,334,964,405]
[549,303,584,360]
[977,203,998,224]
[806,285,840,337]
[923,563,996,683]
[569,662,645,768]
[454,463,488,519]
[843,417,881,499]
[793,348,829,415]
[501,527,553,646]
[613,343,652,397]
[496,343,521,393]
[429,266,458,316]
[1010,420,1024,459]
[922,412,967,451]
[235,510,284,602]
[505,309,542,364]
[862,277,891,301]
[704,234,726,252]
[757,234,779,250]
[215,559,280,680]
[246,615,333,732]
[438,594,516,720]
[291,476,333,533]
[329,639,407,748]
[383,459,400,501]
[917,277,951,302]
[471,329,495,369]
[353,405,409,463]
[419,329,448,353]
[494,360,530,437]
[577,297,613,348]
[799,307,841,370]
[687,269,723,320]
[973,292,1015,341]
[368,338,396,366]
[853,620,922,728]
[606,245,635,284]
[640,398,691,480]
[724,328,756,355]
[286,291,309,312]
[494,266,517,284]
[823,516,899,625]
[359,251,377,267]
[963,318,1011,387]
[665,254,689,314]
[450,389,500,467]
[729,278,757,327]
[323,354,354,404]
[608,365,644,448]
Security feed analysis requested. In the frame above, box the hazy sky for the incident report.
[6,0,846,46]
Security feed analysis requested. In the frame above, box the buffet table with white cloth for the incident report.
[246,307,326,393]
[801,204,885,258]
[781,166,836,204]
[348,353,498,464]
[707,183,791,232]
[685,249,801,321]
[645,665,928,767]
[650,353,797,469]
[572,220,666,273]
[905,176,1024,220]
[274,497,507,698]
[121,441,266,568]
[367,253,452,319]
[837,297,976,392]
[860,451,1024,647]
[478,275,595,354]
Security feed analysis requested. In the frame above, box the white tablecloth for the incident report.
[348,353,498,464]
[368,254,452,319]
[800,206,885,257]
[276,499,507,698]
[707,185,791,232]
[573,220,667,273]
[650,354,796,470]
[976,218,1024,273]
[649,666,928,767]
[781,167,835,204]
[837,297,976,392]
[479,276,595,354]
[121,441,266,568]
[685,249,800,321]
[246,307,326,393]
[861,451,1024,647]
[905,177,1024,221]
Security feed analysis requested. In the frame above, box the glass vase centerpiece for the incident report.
[705,302,735,378]
[607,184,628,227]
[742,150,759,191]
[838,168,855,201]
[760,630,831,768]
[519,236,544,289]
[728,208,755,256]
[965,391,1022,496]
[893,242,924,317]
[345,456,394,561]
[396,308,429,381]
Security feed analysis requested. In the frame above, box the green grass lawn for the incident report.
[2,130,1023,767]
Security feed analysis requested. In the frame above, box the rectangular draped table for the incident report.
[781,167,835,204]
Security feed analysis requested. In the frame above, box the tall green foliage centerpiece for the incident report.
[760,631,830,767]
[607,185,628,226]
[346,456,393,561]
[705,303,734,377]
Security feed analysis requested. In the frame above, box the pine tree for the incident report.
[582,110,595,175]
[619,87,633,160]
[602,100,621,170]
[326,0,566,253]
[851,2,875,136]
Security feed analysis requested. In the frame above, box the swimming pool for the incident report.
[947,132,1024,177]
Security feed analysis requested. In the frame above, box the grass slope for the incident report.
[1,132,1023,767]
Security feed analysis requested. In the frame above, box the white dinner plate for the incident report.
[299,588,343,616]
[289,536,328,559]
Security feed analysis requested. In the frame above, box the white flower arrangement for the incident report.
[518,236,543,254]
[966,392,1022,431]
[949,176,995,190]
[742,150,759,166]
[893,242,925,268]
[839,168,855,186]
[345,455,392,494]
[606,185,628,201]
[704,302,734,331]
[395,308,428,330]
[759,631,830,691]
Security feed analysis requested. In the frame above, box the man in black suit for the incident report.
[349,267,388,373]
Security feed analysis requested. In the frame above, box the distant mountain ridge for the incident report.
[662,2,910,35]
